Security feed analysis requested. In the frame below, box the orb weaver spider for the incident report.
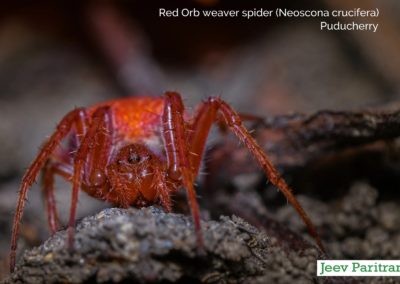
[10,92,324,272]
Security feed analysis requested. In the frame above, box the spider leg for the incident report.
[215,112,265,134]
[81,108,113,191]
[187,99,219,176]
[68,106,113,248]
[189,103,266,175]
[10,108,87,272]
[162,92,203,246]
[42,161,73,235]
[188,97,325,252]
[154,170,172,212]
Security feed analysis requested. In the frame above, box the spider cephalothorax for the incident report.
[10,92,324,272]
[106,143,171,208]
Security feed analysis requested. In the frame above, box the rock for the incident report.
[5,207,335,284]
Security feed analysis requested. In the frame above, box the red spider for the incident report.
[10,92,324,271]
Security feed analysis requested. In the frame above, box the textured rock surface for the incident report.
[276,182,400,261]
[5,207,331,284]
[274,182,400,284]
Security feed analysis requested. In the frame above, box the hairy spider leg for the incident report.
[153,169,173,212]
[42,161,73,234]
[188,97,325,252]
[68,106,113,249]
[162,92,203,246]
[215,112,265,134]
[43,105,116,236]
[189,103,265,174]
[82,109,114,194]
[42,113,89,237]
[187,99,219,176]
[10,108,87,272]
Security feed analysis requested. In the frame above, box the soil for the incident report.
[4,207,317,283]
[4,180,400,283]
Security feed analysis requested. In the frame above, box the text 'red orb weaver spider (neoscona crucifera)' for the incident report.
[10,92,325,272]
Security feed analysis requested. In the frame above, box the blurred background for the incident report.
[1,0,399,278]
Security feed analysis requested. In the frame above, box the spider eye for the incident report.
[128,153,141,164]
